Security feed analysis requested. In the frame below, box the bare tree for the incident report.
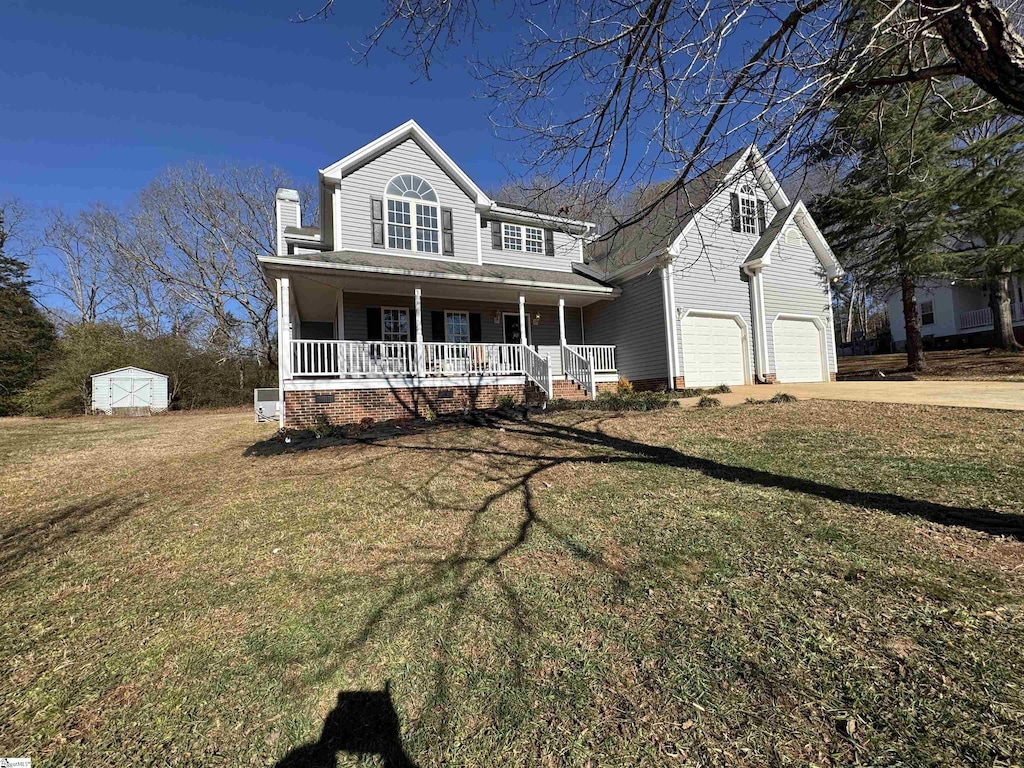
[297,0,1024,224]
[41,207,118,325]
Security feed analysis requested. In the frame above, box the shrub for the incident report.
[708,384,732,394]
[358,416,375,431]
[496,394,518,409]
[617,377,634,394]
[744,397,765,405]
[422,406,437,422]
[548,391,672,412]
[676,385,730,398]
[696,395,721,408]
[311,413,334,439]
[769,392,798,403]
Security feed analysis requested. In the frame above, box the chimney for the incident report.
[275,188,301,256]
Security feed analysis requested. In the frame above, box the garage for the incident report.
[680,312,748,387]
[773,316,826,382]
[91,366,169,415]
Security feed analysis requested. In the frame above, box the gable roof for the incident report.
[91,366,167,379]
[744,200,844,279]
[587,145,794,277]
[320,120,492,207]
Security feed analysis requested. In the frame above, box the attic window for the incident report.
[739,185,758,235]
[785,227,802,246]
[385,174,438,202]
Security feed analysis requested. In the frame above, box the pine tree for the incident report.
[943,94,1024,351]
[0,206,56,415]
[812,85,956,371]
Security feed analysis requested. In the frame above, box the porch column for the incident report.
[276,276,291,429]
[558,295,567,346]
[335,288,345,340]
[414,285,424,375]
[518,293,527,346]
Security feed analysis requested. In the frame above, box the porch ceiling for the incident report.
[261,250,618,308]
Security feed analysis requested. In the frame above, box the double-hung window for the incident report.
[739,185,758,234]
[920,300,935,326]
[445,311,470,344]
[385,174,440,254]
[503,223,546,253]
[382,307,410,342]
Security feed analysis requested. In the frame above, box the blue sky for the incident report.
[0,0,516,214]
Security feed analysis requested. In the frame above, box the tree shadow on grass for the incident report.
[274,683,417,768]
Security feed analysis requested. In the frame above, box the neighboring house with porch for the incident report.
[261,121,843,429]
[886,277,1024,351]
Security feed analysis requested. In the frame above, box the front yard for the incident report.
[2,402,1023,766]
[839,349,1024,381]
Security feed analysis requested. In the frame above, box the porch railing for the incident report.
[561,344,596,398]
[522,345,553,398]
[291,340,531,378]
[566,344,616,373]
[959,301,1024,331]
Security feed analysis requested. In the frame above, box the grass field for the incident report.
[2,403,1024,766]
[839,348,1024,381]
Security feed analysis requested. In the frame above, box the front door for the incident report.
[503,313,528,344]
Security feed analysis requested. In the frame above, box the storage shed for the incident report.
[91,366,169,415]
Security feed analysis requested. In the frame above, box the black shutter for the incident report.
[441,207,454,256]
[431,311,445,342]
[730,193,741,232]
[370,196,384,247]
[469,313,482,343]
[490,220,502,249]
[544,229,554,257]
[757,200,767,234]
[366,307,382,340]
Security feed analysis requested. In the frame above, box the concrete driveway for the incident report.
[676,381,1024,411]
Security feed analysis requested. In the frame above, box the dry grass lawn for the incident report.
[839,348,1024,381]
[2,402,1023,766]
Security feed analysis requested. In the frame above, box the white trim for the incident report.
[504,310,529,345]
[557,296,566,346]
[258,254,618,295]
[321,119,492,206]
[579,305,586,344]
[749,200,842,280]
[381,305,411,342]
[678,308,754,386]
[332,182,343,251]
[443,309,471,343]
[826,280,837,373]
[90,366,166,379]
[666,266,680,384]
[384,184,441,256]
[518,293,527,345]
[336,288,345,340]
[488,203,592,229]
[770,312,830,383]
[284,374,527,392]
[475,211,484,264]
[660,267,676,387]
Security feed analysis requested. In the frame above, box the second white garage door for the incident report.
[773,317,826,382]
[680,313,747,387]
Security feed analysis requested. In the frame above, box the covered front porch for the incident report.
[265,257,619,426]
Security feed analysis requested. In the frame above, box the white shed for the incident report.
[91,366,169,415]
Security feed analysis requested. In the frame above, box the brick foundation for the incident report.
[756,374,777,384]
[671,376,686,390]
[284,383,528,429]
[829,372,837,382]
[625,377,671,392]
[551,379,589,400]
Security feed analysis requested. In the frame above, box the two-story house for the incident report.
[262,121,843,428]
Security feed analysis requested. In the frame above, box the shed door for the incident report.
[680,314,746,387]
[773,318,825,382]
[110,377,151,408]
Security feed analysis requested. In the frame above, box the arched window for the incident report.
[738,184,758,235]
[384,175,440,253]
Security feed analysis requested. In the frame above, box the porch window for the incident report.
[502,223,523,251]
[385,174,439,254]
[382,307,410,341]
[524,226,544,253]
[920,300,935,326]
[445,311,470,343]
[739,184,758,234]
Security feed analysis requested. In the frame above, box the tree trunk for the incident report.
[901,271,925,371]
[845,283,857,343]
[987,273,1023,351]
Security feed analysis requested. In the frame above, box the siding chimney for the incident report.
[275,188,301,256]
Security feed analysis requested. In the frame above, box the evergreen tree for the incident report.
[943,94,1024,351]
[0,206,56,415]
[813,85,956,371]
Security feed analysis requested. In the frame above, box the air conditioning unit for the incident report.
[254,388,281,423]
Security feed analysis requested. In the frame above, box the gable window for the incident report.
[920,300,935,326]
[445,311,470,344]
[739,185,758,235]
[382,307,410,341]
[385,174,439,254]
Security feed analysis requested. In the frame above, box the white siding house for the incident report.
[91,367,169,415]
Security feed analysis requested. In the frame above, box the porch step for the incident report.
[551,378,589,401]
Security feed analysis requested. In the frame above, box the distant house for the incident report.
[886,277,1024,350]
[91,366,168,415]
[261,120,843,428]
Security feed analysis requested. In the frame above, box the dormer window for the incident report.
[502,223,545,253]
[385,174,439,254]
[738,185,758,234]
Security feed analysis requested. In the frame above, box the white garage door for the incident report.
[110,377,153,408]
[680,314,746,387]
[774,318,825,382]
